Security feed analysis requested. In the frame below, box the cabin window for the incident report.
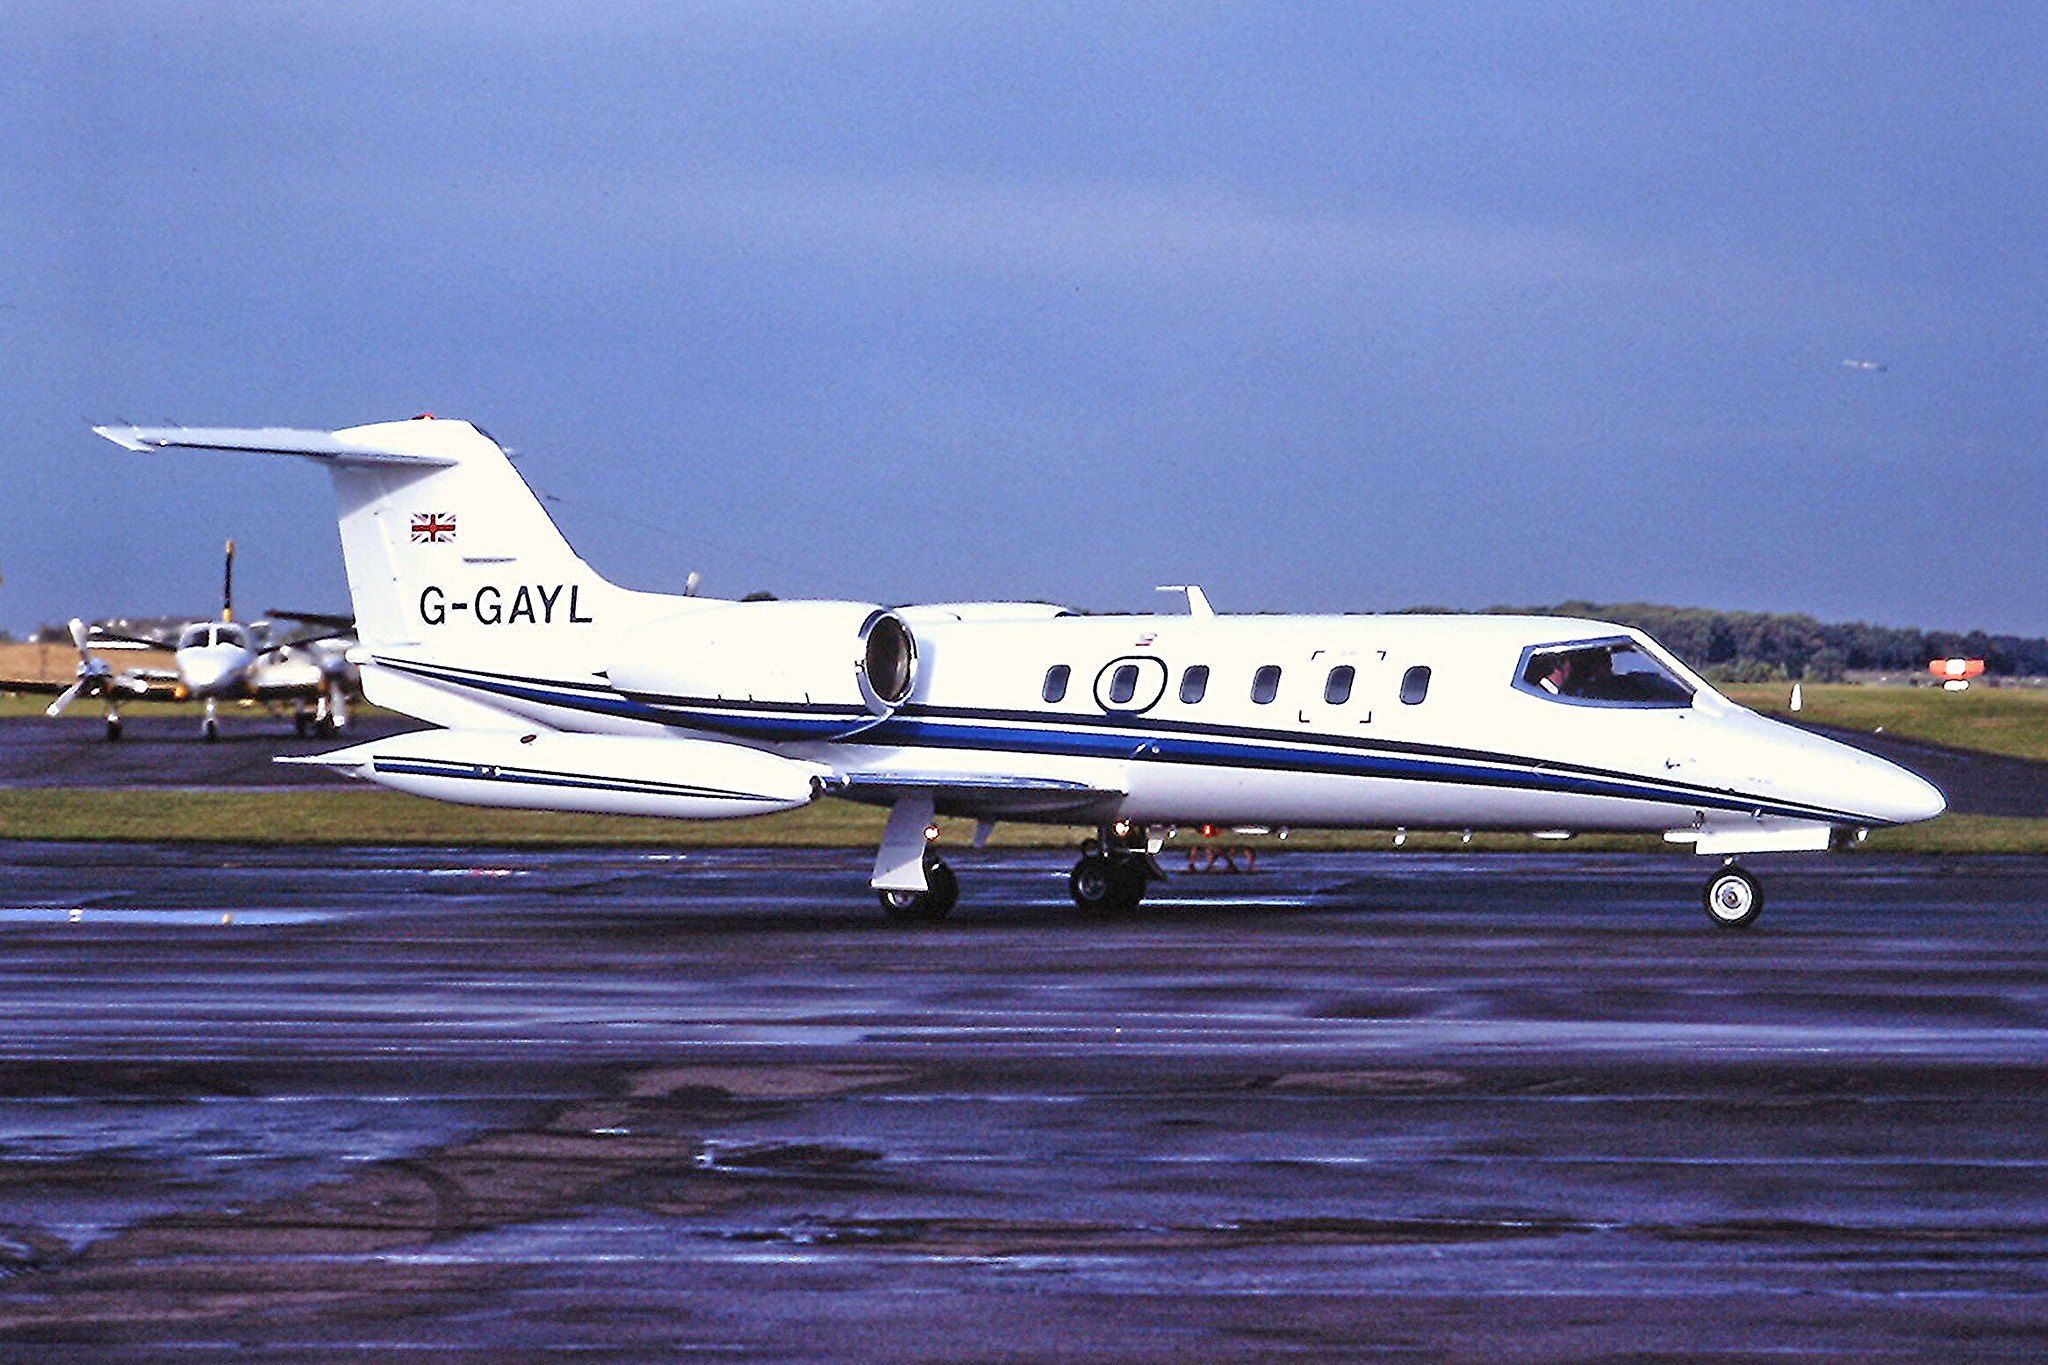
[1042,665,1071,704]
[1107,663,1139,706]
[1324,665,1355,705]
[1399,666,1431,705]
[1251,665,1281,705]
[1179,665,1209,704]
[1515,638,1692,708]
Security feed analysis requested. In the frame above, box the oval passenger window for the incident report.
[1324,665,1355,705]
[1400,665,1431,705]
[1043,665,1071,703]
[1251,665,1281,705]
[1180,665,1209,704]
[1108,664,1139,706]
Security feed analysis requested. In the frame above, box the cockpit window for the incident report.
[177,626,206,649]
[1516,637,1693,708]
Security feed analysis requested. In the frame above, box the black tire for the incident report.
[878,857,958,922]
[105,718,123,743]
[202,720,220,743]
[1071,854,1147,913]
[294,713,311,737]
[1703,865,1763,929]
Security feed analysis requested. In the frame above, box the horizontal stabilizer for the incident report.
[93,425,457,468]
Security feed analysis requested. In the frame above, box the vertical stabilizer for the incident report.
[94,418,640,721]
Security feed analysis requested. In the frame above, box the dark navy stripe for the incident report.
[372,655,1877,825]
[374,757,774,803]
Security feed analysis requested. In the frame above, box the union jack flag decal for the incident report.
[411,513,457,544]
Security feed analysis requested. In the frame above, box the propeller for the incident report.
[44,617,114,717]
[221,538,235,623]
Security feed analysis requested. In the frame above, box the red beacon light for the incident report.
[1929,658,1986,692]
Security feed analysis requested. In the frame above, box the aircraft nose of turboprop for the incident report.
[178,648,233,694]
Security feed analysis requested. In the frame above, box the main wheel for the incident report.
[878,857,958,922]
[202,717,220,743]
[1070,854,1147,913]
[294,712,312,737]
[105,717,123,742]
[1703,865,1763,929]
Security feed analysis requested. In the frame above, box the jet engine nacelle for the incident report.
[291,728,828,820]
[607,601,918,739]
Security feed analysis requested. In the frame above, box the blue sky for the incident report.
[4,3,2045,633]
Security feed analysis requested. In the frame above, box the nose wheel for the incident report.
[1703,863,1763,929]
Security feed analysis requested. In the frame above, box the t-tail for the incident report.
[93,417,656,728]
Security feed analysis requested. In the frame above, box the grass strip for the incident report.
[1723,682,2048,763]
[0,788,2042,855]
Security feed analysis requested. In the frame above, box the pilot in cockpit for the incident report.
[1538,648,1613,698]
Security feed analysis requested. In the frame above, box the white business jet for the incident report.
[94,417,1944,928]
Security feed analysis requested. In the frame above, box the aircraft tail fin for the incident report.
[93,417,623,659]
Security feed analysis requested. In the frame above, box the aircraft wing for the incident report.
[243,677,337,702]
[268,609,356,631]
[259,628,356,657]
[0,677,71,696]
[0,672,179,700]
[88,627,176,650]
[823,769,1125,820]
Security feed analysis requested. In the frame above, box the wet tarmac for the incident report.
[0,842,2043,1357]
[0,714,417,789]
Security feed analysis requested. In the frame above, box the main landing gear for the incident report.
[877,852,958,923]
[1703,862,1763,929]
[1069,826,1157,915]
[868,802,1165,923]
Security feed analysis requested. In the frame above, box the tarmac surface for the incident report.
[0,841,2043,1358]
[0,713,418,789]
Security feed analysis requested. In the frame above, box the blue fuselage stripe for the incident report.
[374,657,1864,824]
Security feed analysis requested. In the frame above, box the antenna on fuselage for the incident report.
[1155,585,1214,617]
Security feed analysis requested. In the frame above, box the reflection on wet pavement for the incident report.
[0,843,2044,1358]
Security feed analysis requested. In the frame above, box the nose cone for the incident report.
[177,646,242,696]
[1855,752,1947,826]
[1728,711,1947,827]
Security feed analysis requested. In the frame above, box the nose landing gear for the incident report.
[1703,863,1763,929]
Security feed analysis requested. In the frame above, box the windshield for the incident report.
[1517,637,1693,708]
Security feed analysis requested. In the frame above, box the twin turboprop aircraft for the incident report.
[5,540,359,740]
[94,417,1946,928]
